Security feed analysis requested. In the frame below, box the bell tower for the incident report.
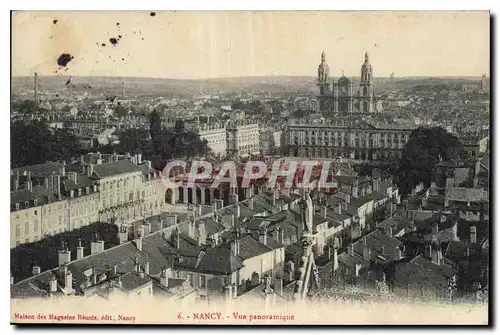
[359,52,375,113]
[317,51,331,112]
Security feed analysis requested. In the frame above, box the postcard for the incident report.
[10,10,490,325]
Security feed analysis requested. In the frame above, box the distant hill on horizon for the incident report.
[11,75,485,98]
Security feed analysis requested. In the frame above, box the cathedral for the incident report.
[317,51,377,114]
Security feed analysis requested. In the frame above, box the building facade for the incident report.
[10,154,166,249]
[196,124,227,156]
[286,117,414,161]
[317,52,378,115]
[226,121,260,158]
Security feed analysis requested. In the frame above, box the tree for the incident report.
[149,110,163,155]
[394,127,463,197]
[114,104,129,118]
[11,120,83,168]
[11,99,38,114]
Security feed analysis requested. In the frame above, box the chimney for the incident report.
[470,226,477,244]
[137,153,143,164]
[231,215,236,228]
[431,247,442,265]
[118,225,128,244]
[225,284,233,301]
[32,265,41,276]
[259,229,268,246]
[58,246,71,266]
[144,254,150,275]
[188,218,196,239]
[160,267,169,287]
[235,203,241,218]
[432,223,439,241]
[231,240,239,256]
[49,273,57,293]
[465,242,470,258]
[76,239,84,260]
[176,231,180,249]
[345,192,351,204]
[143,221,151,236]
[229,192,239,205]
[90,239,105,255]
[332,247,339,271]
[134,254,141,274]
[87,163,94,177]
[322,206,328,219]
[113,265,118,277]
[348,244,354,256]
[373,178,379,192]
[165,214,178,227]
[68,172,78,184]
[135,233,143,251]
[381,245,385,256]
[362,243,371,260]
[64,268,73,293]
[386,226,393,237]
[451,220,458,242]
[274,278,283,296]
[14,172,19,191]
[394,246,403,260]
[249,197,254,210]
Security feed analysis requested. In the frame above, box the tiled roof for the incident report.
[93,160,142,178]
[195,247,244,275]
[445,187,488,203]
[118,271,151,292]
[12,162,64,177]
[11,189,42,205]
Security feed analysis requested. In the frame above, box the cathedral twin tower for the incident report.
[317,51,377,114]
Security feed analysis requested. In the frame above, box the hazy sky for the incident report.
[12,11,490,79]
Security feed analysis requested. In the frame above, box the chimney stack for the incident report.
[76,239,84,260]
[58,244,71,266]
[32,265,41,276]
[135,231,143,251]
[144,254,150,275]
[235,202,241,218]
[118,225,128,244]
[160,267,169,287]
[87,163,94,177]
[322,206,328,219]
[49,273,57,293]
[90,240,105,255]
[333,247,339,272]
[431,246,442,265]
[470,226,477,244]
[348,244,354,256]
[64,268,73,294]
[259,228,268,246]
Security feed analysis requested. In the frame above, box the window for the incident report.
[200,275,206,288]
[33,220,38,232]
[15,224,20,237]
[188,273,194,286]
[34,210,37,215]
[24,222,29,235]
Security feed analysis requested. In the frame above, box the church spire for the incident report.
[321,51,326,63]
[364,51,369,63]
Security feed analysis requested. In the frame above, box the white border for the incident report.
[2,1,498,334]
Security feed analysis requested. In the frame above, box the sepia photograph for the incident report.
[9,10,490,325]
